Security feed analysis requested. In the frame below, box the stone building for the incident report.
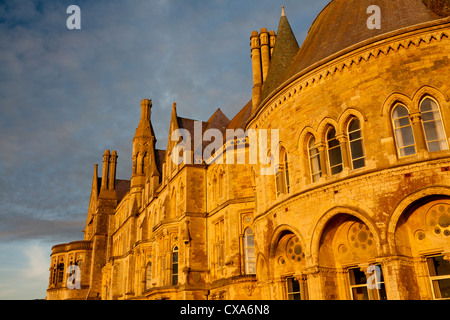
[47,0,450,300]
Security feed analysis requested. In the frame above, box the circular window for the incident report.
[426,203,450,237]
[348,222,374,250]
[286,236,304,263]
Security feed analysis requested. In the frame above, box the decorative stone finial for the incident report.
[281,6,285,17]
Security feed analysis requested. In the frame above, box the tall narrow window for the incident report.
[348,119,366,169]
[286,277,301,300]
[392,104,416,157]
[146,262,152,290]
[219,171,224,198]
[276,147,290,195]
[420,98,448,152]
[172,246,178,285]
[308,136,321,182]
[327,127,343,175]
[56,261,65,284]
[284,151,290,193]
[427,255,450,300]
[215,220,225,275]
[244,228,256,274]
[212,175,218,204]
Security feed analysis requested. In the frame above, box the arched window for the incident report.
[172,246,178,285]
[170,188,176,218]
[420,98,448,152]
[348,119,366,169]
[327,127,343,175]
[56,260,65,284]
[145,262,152,290]
[212,175,218,203]
[244,228,256,274]
[308,136,321,182]
[219,171,224,198]
[392,104,416,157]
[276,147,290,195]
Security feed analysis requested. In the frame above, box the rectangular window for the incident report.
[172,250,178,286]
[57,263,65,284]
[214,220,225,276]
[286,277,301,300]
[427,255,450,300]
[349,265,387,300]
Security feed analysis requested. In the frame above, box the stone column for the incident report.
[409,112,428,153]
[317,143,328,178]
[337,134,350,169]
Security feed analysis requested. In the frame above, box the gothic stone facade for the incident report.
[47,1,450,300]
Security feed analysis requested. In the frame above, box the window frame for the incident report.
[171,246,179,286]
[391,104,416,158]
[419,97,449,153]
[347,118,366,170]
[426,254,450,300]
[275,147,290,196]
[145,261,152,290]
[243,227,256,275]
[308,136,322,182]
[348,265,387,300]
[286,276,301,300]
[326,126,343,175]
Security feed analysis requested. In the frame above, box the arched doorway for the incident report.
[394,196,450,300]
[269,227,307,300]
[314,211,383,300]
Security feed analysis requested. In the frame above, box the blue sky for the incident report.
[0,0,329,299]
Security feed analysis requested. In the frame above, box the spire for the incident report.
[259,6,299,105]
[132,99,157,189]
[134,99,155,140]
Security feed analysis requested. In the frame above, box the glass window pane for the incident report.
[432,279,450,299]
[393,105,409,118]
[428,256,450,276]
[422,110,439,122]
[287,278,300,293]
[329,147,342,166]
[378,284,388,300]
[327,128,336,140]
[353,158,365,169]
[350,268,367,285]
[331,164,343,175]
[399,126,415,146]
[349,119,361,132]
[350,140,364,159]
[349,130,361,141]
[420,98,438,112]
[352,287,369,300]
[423,121,439,141]
[172,252,178,263]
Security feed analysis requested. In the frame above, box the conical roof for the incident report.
[286,0,441,80]
[260,7,300,102]
[256,0,444,108]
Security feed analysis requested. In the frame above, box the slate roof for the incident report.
[256,0,444,109]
